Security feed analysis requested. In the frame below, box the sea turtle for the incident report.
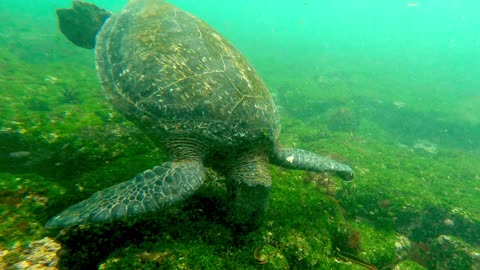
[47,0,354,230]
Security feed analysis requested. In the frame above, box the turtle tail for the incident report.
[56,1,111,49]
[272,148,354,181]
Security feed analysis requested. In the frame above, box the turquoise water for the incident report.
[0,1,479,269]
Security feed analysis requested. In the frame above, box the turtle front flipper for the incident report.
[56,1,111,49]
[46,161,205,229]
[272,148,354,181]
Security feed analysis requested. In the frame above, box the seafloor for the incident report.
[1,5,479,270]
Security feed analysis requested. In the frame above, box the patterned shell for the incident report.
[95,0,279,145]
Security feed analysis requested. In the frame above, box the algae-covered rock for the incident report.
[0,237,61,269]
[253,244,289,269]
[349,222,397,268]
[395,235,412,261]
[393,259,427,270]
[327,107,360,132]
[431,235,480,270]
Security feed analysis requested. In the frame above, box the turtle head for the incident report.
[56,1,111,49]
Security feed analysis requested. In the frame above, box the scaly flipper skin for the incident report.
[46,161,205,228]
[272,148,354,181]
[56,1,111,49]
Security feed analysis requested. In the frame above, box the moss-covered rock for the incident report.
[393,259,427,270]
[430,235,480,270]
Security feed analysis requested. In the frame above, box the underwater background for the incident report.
[1,0,479,269]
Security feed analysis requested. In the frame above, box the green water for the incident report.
[0,0,479,269]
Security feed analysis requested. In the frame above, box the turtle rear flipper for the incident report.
[272,148,354,181]
[46,161,205,229]
[226,149,272,230]
[56,1,111,49]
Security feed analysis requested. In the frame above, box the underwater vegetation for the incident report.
[327,107,360,132]
[2,42,479,268]
[60,86,78,104]
[1,3,480,270]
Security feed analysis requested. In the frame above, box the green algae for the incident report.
[0,174,52,247]
[394,259,427,270]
